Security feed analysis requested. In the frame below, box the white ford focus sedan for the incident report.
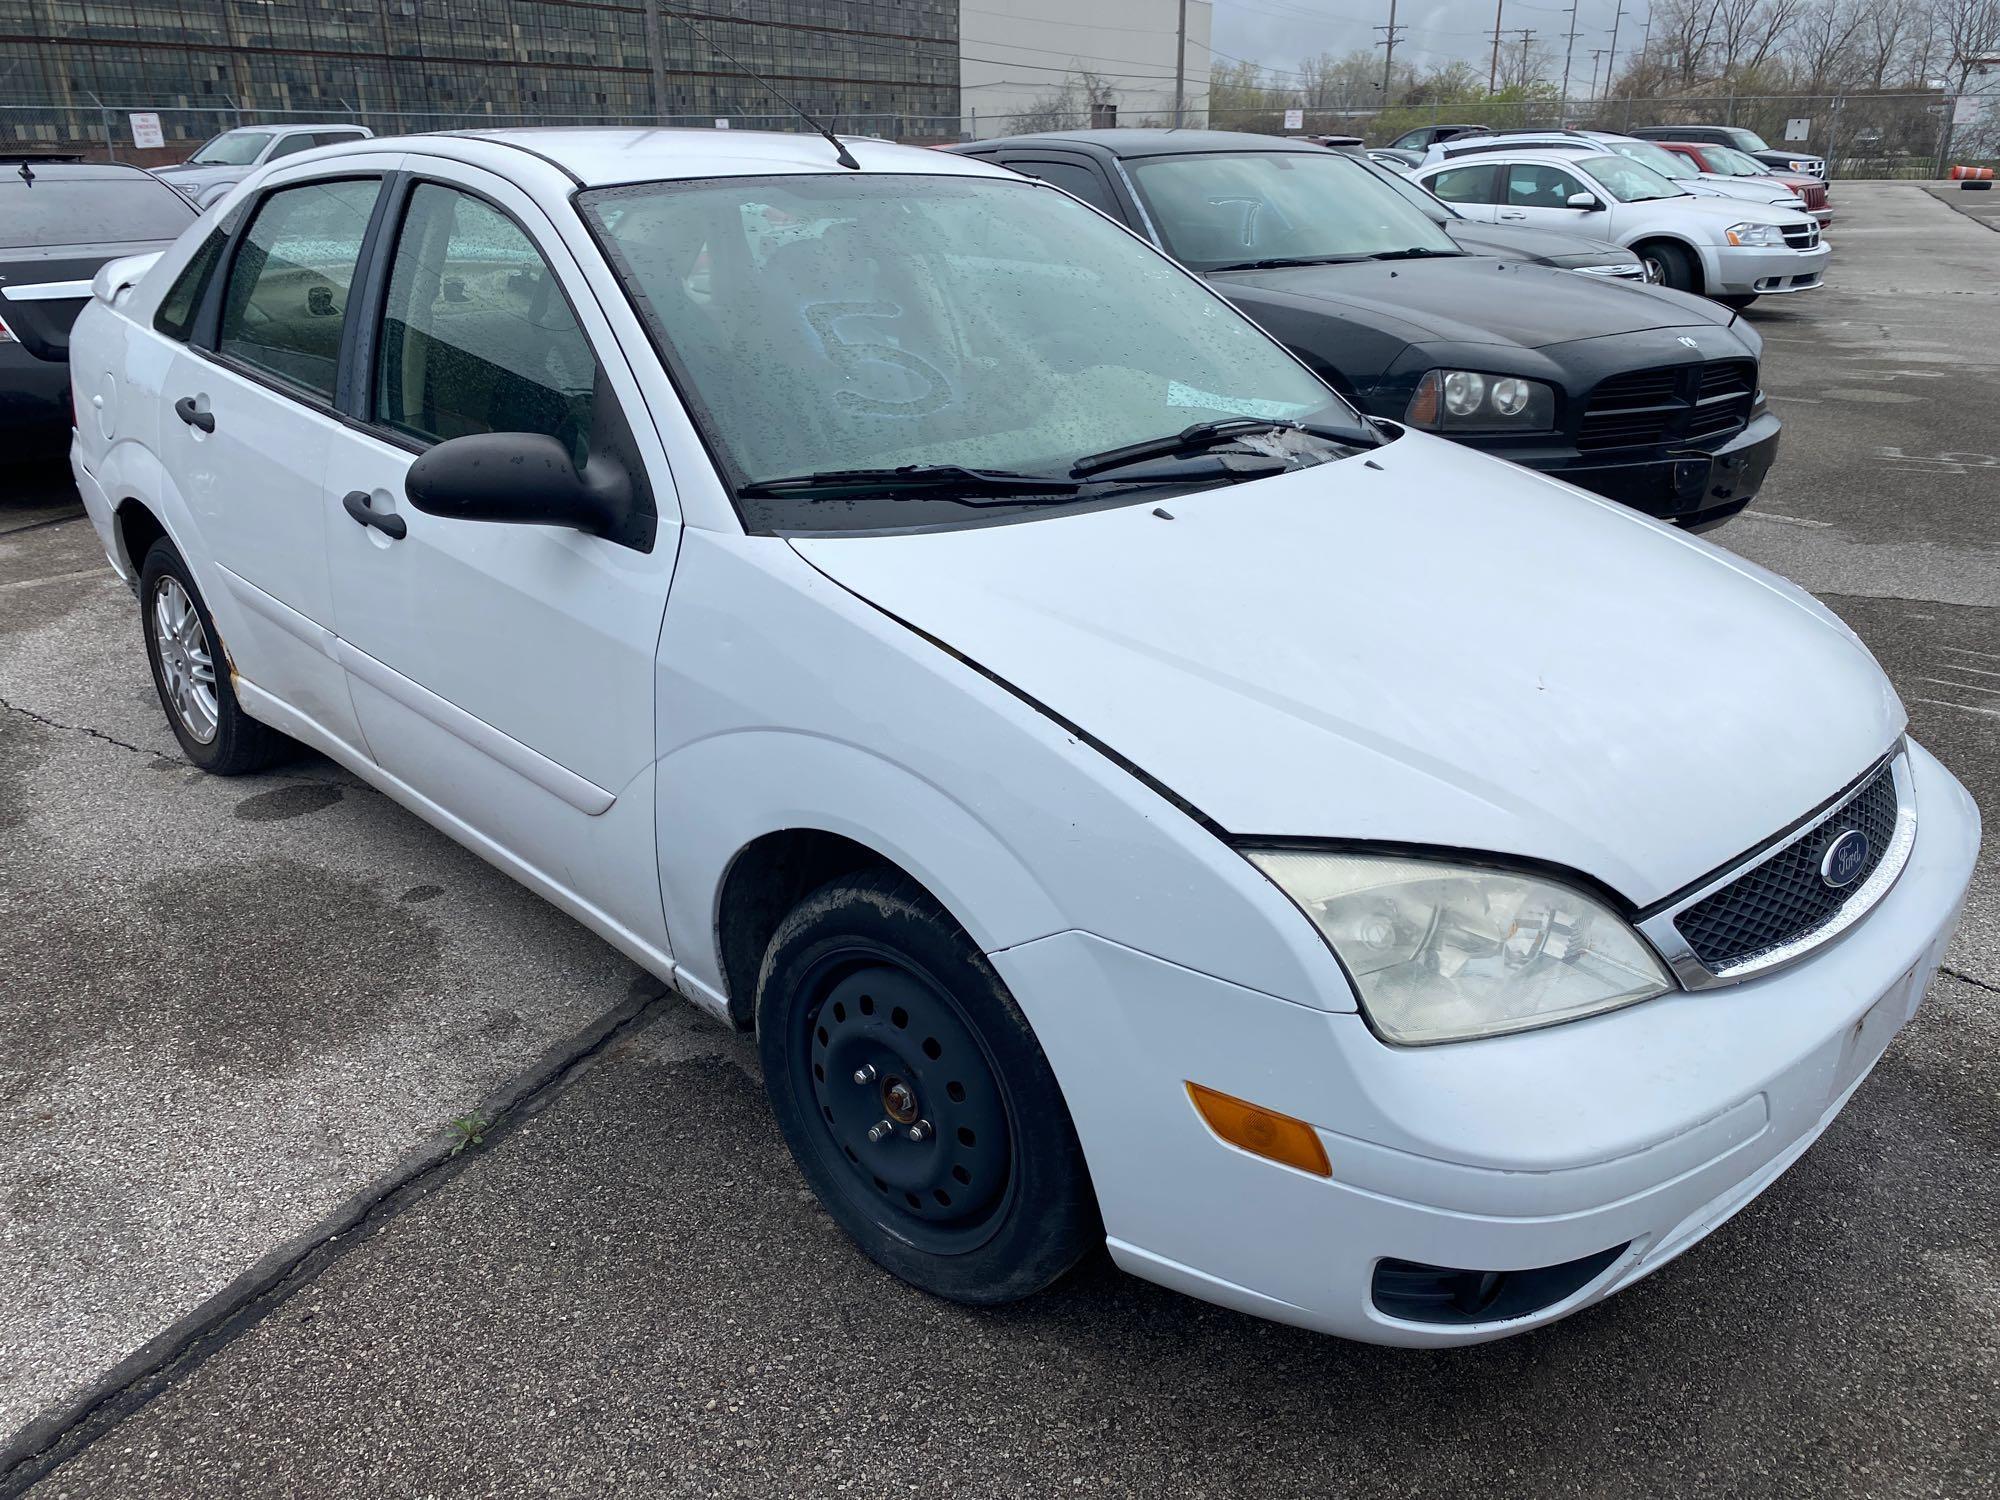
[67,130,1976,1344]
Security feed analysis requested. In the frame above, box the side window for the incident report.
[1504,165,1585,207]
[1427,165,1495,204]
[312,131,364,149]
[153,229,227,343]
[267,134,317,160]
[373,183,598,465]
[216,177,380,400]
[1007,159,1119,216]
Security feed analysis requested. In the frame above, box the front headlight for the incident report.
[1246,850,1674,1045]
[1404,370,1556,432]
[1724,222,1783,247]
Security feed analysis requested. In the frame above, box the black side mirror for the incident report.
[402,371,657,551]
[405,432,653,550]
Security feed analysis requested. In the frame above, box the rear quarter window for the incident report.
[1,176,196,249]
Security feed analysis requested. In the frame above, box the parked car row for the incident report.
[30,128,1974,1354]
[1387,121,1830,182]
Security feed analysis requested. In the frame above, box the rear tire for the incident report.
[755,870,1098,1305]
[1638,241,1699,294]
[139,538,293,775]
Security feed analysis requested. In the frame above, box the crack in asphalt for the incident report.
[1940,964,2000,996]
[0,982,684,1499]
[0,693,352,791]
[0,512,86,538]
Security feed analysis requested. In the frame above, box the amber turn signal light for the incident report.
[1185,1082,1331,1177]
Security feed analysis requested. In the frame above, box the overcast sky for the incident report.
[1209,0,1653,89]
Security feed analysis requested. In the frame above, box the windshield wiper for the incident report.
[1366,246,1462,260]
[1070,418,1361,479]
[738,464,1081,502]
[1205,254,1363,272]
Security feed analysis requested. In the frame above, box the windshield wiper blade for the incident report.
[1069,418,1365,479]
[738,464,1080,501]
[1367,246,1461,260]
[1205,255,1362,272]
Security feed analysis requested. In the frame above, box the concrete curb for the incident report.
[0,980,684,1498]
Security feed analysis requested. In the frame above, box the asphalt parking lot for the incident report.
[2,182,1995,1498]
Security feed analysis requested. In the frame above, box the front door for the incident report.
[1496,162,1609,233]
[161,172,387,753]
[320,167,681,945]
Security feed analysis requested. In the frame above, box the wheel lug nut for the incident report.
[852,1064,877,1085]
[906,1119,932,1143]
[866,1119,895,1144]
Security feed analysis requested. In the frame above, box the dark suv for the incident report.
[949,130,1779,532]
[1630,125,1828,180]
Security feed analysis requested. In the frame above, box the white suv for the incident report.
[1422,131,1803,211]
[1415,147,1829,305]
[65,130,1972,1346]
[152,123,375,209]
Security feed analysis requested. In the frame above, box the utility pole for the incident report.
[1559,0,1580,112]
[1605,0,1626,97]
[1510,29,1536,91]
[1489,0,1505,92]
[1376,0,1405,98]
[1173,0,1188,127]
[642,0,670,122]
[1588,48,1606,99]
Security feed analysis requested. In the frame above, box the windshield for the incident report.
[1574,154,1686,202]
[1125,150,1460,270]
[1707,146,1770,177]
[1352,156,1454,223]
[1602,138,1699,181]
[583,174,1352,526]
[189,131,272,166]
[1726,129,1772,153]
[2,176,196,248]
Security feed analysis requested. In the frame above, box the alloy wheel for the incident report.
[151,575,219,744]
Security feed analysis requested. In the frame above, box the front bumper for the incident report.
[996,739,1978,1346]
[1478,408,1779,530]
[1711,241,1831,296]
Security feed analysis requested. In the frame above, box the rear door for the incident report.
[1422,163,1500,222]
[319,162,680,937]
[160,161,401,752]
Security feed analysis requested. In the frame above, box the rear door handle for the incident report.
[342,489,407,540]
[174,396,214,432]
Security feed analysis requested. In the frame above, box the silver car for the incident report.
[150,123,374,209]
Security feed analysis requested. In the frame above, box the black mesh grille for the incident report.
[1675,763,1900,970]
[1577,361,1757,452]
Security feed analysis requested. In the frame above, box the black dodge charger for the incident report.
[950,130,1778,532]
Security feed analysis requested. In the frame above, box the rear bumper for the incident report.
[1490,408,1779,530]
[0,344,72,449]
[997,740,1979,1346]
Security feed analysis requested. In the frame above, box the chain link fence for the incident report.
[4,92,1985,178]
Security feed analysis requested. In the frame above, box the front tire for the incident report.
[755,871,1098,1304]
[139,538,293,774]
[1638,241,1699,294]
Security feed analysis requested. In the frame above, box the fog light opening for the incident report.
[1371,1242,1630,1326]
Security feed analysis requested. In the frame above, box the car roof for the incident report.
[0,159,172,184]
[1420,148,1617,171]
[952,128,1326,160]
[339,127,1015,186]
[219,122,365,135]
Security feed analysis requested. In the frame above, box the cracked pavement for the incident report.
[2,184,1995,1497]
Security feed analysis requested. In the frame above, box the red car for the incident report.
[1654,140,1832,228]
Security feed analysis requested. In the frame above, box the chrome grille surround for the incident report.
[1636,747,1917,991]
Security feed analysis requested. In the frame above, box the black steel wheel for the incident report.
[756,870,1098,1303]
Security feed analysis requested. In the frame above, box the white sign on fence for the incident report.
[129,112,164,149]
[1783,117,1811,141]
[1283,108,1304,131]
[714,118,730,130]
[1953,95,1986,127]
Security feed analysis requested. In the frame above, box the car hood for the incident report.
[149,164,242,188]
[1210,256,1729,349]
[791,433,1902,905]
[1687,175,1795,204]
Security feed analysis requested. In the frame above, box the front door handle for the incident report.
[342,489,407,540]
[173,396,215,432]
[1497,210,1528,222]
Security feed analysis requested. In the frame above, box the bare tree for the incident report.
[1713,0,1809,77]
[1792,0,1868,86]
[1651,0,1727,88]
[1859,0,1922,87]
[1930,0,2000,88]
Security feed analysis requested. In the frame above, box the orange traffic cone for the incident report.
[1948,164,1995,180]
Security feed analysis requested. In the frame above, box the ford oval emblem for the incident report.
[1821,829,1870,889]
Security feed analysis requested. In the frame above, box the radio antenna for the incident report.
[672,13,860,170]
